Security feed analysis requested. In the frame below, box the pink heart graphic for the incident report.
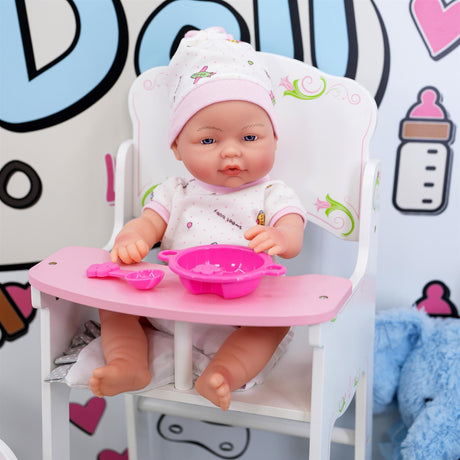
[98,448,129,460]
[411,0,460,59]
[5,284,33,319]
[70,397,106,435]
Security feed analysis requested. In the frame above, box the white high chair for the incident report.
[29,52,379,460]
[0,439,18,460]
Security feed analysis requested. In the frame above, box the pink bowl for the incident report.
[158,245,286,299]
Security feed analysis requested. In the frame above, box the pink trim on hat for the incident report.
[169,79,277,145]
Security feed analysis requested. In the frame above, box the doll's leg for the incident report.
[195,326,290,410]
[89,309,151,397]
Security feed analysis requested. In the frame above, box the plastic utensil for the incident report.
[158,244,286,299]
[87,262,164,290]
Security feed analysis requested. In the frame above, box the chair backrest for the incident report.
[128,52,377,241]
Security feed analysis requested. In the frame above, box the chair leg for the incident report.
[354,370,372,460]
[38,298,72,460]
[42,382,71,460]
[125,394,140,460]
[174,321,193,390]
[36,293,95,460]
[309,411,332,459]
[309,348,332,460]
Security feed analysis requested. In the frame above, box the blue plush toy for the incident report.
[373,308,460,460]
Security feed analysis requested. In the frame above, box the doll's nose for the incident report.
[220,142,242,158]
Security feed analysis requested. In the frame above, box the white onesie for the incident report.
[143,175,306,388]
[143,175,306,250]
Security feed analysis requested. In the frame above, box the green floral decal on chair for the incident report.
[373,171,381,211]
[280,75,326,100]
[280,75,362,106]
[314,194,355,237]
[141,184,159,207]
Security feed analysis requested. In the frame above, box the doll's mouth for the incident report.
[221,166,243,176]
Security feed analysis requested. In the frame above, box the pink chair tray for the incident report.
[29,246,353,326]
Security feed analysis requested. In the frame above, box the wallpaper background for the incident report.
[1,1,458,458]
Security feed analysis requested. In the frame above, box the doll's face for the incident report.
[171,101,277,187]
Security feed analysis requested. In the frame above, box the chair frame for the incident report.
[30,52,379,460]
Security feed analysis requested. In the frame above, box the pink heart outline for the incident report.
[70,397,106,435]
[0,282,36,347]
[98,448,129,460]
[410,0,460,59]
[4,283,33,319]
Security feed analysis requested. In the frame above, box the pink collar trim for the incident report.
[195,176,271,194]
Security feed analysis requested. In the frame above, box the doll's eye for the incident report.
[201,138,215,145]
[243,135,257,141]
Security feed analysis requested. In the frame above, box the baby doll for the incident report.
[90,27,306,411]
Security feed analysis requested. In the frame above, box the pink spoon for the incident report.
[87,262,164,290]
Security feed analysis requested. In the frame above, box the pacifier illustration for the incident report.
[87,262,164,290]
[157,415,250,458]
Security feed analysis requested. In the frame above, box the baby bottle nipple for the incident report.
[400,87,452,141]
[409,88,444,119]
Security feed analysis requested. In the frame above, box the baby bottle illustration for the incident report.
[393,86,454,214]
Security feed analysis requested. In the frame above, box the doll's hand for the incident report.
[110,238,150,264]
[109,209,167,264]
[245,225,288,257]
[245,214,304,259]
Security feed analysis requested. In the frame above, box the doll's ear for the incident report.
[373,309,425,412]
[171,140,182,161]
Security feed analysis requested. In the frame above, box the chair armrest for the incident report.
[349,158,381,289]
[308,158,380,347]
[104,140,135,251]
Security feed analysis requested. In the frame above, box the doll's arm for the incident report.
[245,213,304,259]
[111,209,167,264]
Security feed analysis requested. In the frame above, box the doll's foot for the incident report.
[89,359,151,397]
[195,368,232,411]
